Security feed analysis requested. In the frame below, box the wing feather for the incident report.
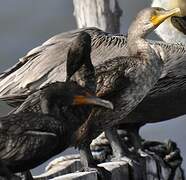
[0,113,60,162]
[0,27,185,106]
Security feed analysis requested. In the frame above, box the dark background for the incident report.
[0,0,185,175]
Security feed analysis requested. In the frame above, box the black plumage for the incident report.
[0,82,109,173]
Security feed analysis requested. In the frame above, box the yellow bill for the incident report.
[151,8,181,26]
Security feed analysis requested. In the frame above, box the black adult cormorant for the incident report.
[0,83,112,179]
[0,32,113,180]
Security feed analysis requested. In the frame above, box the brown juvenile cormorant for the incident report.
[72,7,181,169]
[0,32,113,180]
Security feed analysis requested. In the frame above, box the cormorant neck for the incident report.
[127,21,151,55]
[127,36,149,56]
[72,63,96,93]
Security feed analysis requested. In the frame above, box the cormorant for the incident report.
[0,4,185,171]
[0,10,185,127]
[73,7,180,168]
[0,32,113,179]
[0,83,112,179]
[4,7,180,176]
[152,0,186,44]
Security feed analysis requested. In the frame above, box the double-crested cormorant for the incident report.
[152,0,186,44]
[0,83,112,179]
[73,7,180,168]
[0,32,113,179]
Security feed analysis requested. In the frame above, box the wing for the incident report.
[0,28,129,105]
[14,57,133,113]
[0,93,31,107]
[0,113,60,167]
[0,132,59,171]
[13,91,41,113]
[147,48,186,97]
[0,113,61,135]
[94,56,135,97]
[0,26,186,107]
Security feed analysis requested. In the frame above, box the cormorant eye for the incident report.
[156,7,162,11]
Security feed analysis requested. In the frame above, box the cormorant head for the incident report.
[42,81,113,110]
[71,83,113,109]
[66,32,95,92]
[150,7,181,27]
[128,7,181,38]
[152,0,186,16]
[66,32,92,81]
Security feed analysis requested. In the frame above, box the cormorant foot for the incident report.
[164,151,182,168]
[164,141,183,169]
[138,148,151,157]
[142,140,183,169]
[19,171,34,180]
[111,156,140,167]
[80,166,111,180]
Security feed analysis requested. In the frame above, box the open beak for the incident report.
[73,95,114,110]
[151,8,181,26]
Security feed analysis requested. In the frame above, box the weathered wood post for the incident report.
[73,0,122,33]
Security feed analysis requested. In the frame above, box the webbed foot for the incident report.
[111,155,140,168]
[142,140,183,169]
[19,171,34,180]
[80,165,111,180]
